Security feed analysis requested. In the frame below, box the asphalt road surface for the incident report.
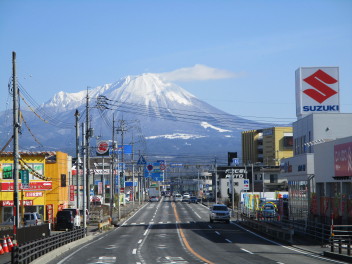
[47,197,348,264]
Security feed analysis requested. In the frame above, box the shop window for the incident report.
[61,174,66,187]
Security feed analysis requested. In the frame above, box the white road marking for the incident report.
[208,225,212,229]
[131,223,136,225]
[215,231,221,235]
[138,239,142,244]
[159,221,163,224]
[194,212,201,219]
[132,248,137,254]
[140,222,145,225]
[241,248,254,254]
[232,222,347,264]
[225,239,232,243]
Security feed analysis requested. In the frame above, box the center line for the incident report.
[132,248,137,254]
[138,239,142,244]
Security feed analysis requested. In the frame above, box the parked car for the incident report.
[209,204,230,223]
[188,196,198,204]
[260,203,277,218]
[149,196,159,202]
[56,210,75,230]
[174,194,182,202]
[23,212,43,226]
[62,208,81,227]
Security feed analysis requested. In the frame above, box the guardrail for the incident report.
[11,227,86,264]
[240,214,294,244]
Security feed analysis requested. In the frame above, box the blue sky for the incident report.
[1,0,351,124]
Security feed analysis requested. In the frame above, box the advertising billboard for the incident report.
[295,67,339,118]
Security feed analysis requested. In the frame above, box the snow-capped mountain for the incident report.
[1,73,271,162]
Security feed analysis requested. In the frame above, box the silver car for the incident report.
[209,204,230,223]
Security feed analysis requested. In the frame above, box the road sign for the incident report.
[243,179,249,191]
[137,155,147,165]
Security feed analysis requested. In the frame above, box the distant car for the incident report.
[24,212,43,226]
[182,193,190,202]
[149,196,159,202]
[188,196,198,204]
[62,208,81,227]
[174,194,182,202]
[260,203,277,218]
[209,204,230,223]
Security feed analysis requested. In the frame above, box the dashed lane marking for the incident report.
[241,248,254,254]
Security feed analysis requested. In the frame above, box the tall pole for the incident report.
[215,157,218,204]
[251,163,254,193]
[82,123,87,233]
[110,115,115,220]
[75,110,80,209]
[132,132,135,208]
[85,88,91,211]
[12,51,20,243]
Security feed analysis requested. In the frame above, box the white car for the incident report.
[149,196,159,202]
[209,204,230,223]
[182,193,190,202]
[174,194,182,202]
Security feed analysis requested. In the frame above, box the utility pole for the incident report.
[215,157,218,204]
[110,115,115,220]
[82,123,87,233]
[131,132,135,208]
[75,110,80,209]
[85,88,92,211]
[12,51,20,244]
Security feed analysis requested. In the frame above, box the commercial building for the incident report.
[0,151,71,224]
[280,67,352,224]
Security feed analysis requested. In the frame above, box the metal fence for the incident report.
[11,227,86,264]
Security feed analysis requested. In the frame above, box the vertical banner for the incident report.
[46,204,53,224]
[98,182,103,195]
[70,185,75,201]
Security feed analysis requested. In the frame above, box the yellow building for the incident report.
[242,127,293,166]
[0,151,71,224]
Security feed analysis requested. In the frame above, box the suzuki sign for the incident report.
[296,67,339,118]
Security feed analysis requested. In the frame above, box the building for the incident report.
[280,113,352,222]
[314,136,352,224]
[242,127,293,166]
[0,151,71,224]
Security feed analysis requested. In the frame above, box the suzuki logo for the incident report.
[303,69,338,103]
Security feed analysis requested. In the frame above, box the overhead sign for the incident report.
[296,67,340,118]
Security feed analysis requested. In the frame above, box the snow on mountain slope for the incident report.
[8,72,270,159]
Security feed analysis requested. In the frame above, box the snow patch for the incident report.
[146,133,206,140]
[200,122,231,132]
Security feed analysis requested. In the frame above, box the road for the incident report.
[48,197,348,264]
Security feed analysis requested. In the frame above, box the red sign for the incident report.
[96,140,109,155]
[25,192,43,197]
[0,181,52,191]
[0,200,33,206]
[303,70,338,103]
[46,204,53,224]
[334,142,352,177]
[70,185,75,201]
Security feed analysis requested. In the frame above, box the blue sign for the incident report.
[137,155,147,165]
